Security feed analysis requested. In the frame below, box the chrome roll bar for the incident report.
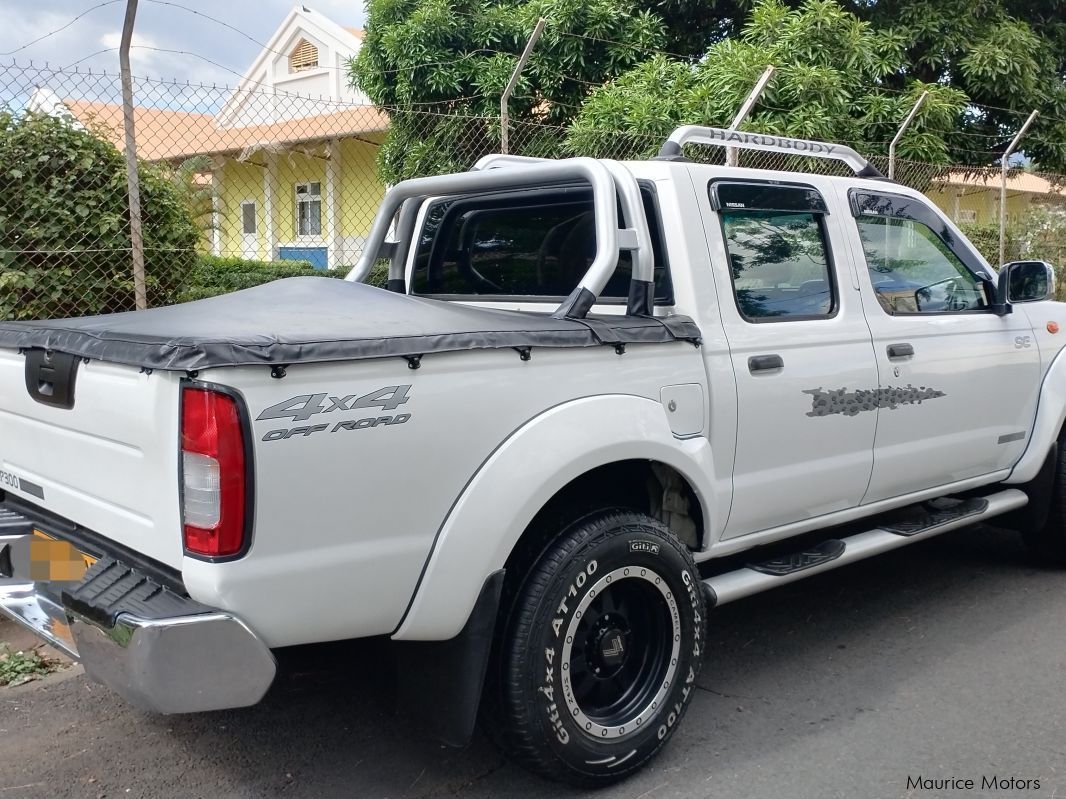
[347,156,653,318]
[472,154,653,288]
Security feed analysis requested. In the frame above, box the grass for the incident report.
[0,645,57,687]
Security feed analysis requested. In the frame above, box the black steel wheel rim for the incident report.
[567,576,673,727]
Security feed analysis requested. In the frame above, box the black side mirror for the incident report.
[1000,260,1055,304]
[982,273,1011,316]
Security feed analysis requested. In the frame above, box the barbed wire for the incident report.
[142,0,352,71]
[1,55,1064,325]
[1,0,122,56]
[13,40,1062,144]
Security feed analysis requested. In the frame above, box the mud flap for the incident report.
[394,569,505,747]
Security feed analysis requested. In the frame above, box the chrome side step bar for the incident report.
[703,489,1027,607]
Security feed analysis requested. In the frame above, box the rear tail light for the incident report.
[181,387,247,558]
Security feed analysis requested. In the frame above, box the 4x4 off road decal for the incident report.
[805,385,946,418]
[257,385,412,442]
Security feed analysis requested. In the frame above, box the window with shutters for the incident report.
[289,39,319,73]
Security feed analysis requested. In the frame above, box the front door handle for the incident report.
[748,354,784,373]
[887,343,915,359]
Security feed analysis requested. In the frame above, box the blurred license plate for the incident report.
[29,530,97,582]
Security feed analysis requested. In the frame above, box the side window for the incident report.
[721,210,834,321]
[856,215,988,314]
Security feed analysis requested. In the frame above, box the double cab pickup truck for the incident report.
[0,127,1062,786]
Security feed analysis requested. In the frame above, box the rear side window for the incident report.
[720,210,834,321]
[411,186,672,302]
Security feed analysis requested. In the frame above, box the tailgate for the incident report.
[0,348,183,569]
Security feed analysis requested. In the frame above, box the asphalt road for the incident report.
[2,524,1065,799]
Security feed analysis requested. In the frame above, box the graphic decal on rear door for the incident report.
[804,385,946,417]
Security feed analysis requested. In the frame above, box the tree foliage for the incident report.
[569,0,967,161]
[351,0,668,181]
[355,0,1066,174]
[0,112,199,320]
[839,0,1066,169]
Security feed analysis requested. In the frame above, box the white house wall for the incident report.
[216,6,371,129]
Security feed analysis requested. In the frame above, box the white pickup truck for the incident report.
[0,127,1062,786]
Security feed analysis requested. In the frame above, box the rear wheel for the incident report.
[485,509,706,786]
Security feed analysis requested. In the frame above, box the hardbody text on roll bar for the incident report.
[658,125,884,179]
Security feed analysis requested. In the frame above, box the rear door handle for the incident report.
[748,354,784,373]
[887,343,915,359]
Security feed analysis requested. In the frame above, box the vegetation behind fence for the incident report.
[1,59,1064,321]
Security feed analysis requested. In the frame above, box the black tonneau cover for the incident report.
[0,278,700,372]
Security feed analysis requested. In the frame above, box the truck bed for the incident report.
[0,278,700,371]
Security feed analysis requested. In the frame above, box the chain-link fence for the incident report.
[2,58,1064,321]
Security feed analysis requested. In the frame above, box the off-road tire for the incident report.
[484,509,706,786]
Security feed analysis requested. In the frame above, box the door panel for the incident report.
[722,317,880,536]
[696,180,879,538]
[844,189,1040,503]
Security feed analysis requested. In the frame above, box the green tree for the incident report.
[169,155,216,249]
[839,0,1066,170]
[568,0,968,163]
[355,0,1066,175]
[0,111,199,320]
[350,0,668,181]
[630,0,748,55]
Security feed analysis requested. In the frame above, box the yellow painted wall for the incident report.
[272,148,326,245]
[926,187,1034,226]
[338,136,386,241]
[219,159,267,260]
[215,135,385,267]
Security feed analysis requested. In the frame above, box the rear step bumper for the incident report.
[0,515,275,714]
[704,489,1028,606]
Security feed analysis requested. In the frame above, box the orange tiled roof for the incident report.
[936,168,1066,196]
[63,99,388,162]
[344,27,366,39]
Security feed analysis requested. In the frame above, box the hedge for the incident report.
[0,111,199,320]
[176,255,389,302]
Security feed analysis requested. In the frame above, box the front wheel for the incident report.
[486,510,706,786]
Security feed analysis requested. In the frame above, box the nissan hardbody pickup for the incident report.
[0,127,1062,786]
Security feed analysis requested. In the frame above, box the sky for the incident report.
[0,0,368,87]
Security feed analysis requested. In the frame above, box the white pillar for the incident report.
[325,138,340,269]
[264,153,276,261]
[210,166,222,256]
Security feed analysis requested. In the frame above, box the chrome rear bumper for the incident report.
[0,529,276,714]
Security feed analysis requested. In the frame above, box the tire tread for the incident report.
[484,509,703,786]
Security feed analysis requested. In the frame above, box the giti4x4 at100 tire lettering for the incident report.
[489,510,706,786]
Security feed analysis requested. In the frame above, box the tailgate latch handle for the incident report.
[24,349,79,410]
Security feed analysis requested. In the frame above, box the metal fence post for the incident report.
[1000,110,1040,266]
[500,17,546,155]
[888,90,928,181]
[726,66,775,167]
[119,0,147,310]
